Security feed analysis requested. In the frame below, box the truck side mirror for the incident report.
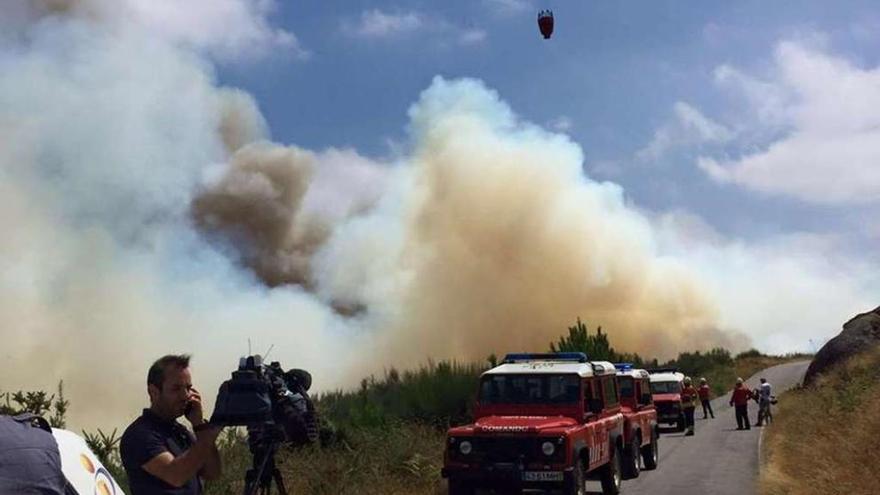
[640,393,652,405]
[588,398,603,414]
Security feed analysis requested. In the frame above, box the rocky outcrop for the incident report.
[803,306,880,386]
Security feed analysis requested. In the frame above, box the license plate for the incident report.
[522,471,563,482]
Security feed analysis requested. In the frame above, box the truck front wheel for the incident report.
[599,444,622,495]
[563,456,586,495]
[622,434,641,479]
[641,428,659,470]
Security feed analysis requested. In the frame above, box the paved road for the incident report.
[586,360,810,495]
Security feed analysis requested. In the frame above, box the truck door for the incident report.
[636,379,649,445]
[599,377,620,463]
[584,378,606,469]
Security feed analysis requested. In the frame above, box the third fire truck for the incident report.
[647,368,686,432]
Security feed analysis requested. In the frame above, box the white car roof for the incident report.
[53,428,126,495]
[616,368,650,379]
[484,360,617,378]
[649,372,685,382]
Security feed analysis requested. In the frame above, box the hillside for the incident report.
[760,346,880,495]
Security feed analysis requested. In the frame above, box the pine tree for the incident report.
[550,318,616,360]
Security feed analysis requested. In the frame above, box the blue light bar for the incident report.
[613,363,633,371]
[502,352,589,363]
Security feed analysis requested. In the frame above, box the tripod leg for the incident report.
[243,469,259,495]
[273,468,290,495]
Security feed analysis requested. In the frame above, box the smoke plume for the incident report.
[2,0,876,431]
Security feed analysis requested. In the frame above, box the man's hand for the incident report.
[185,387,206,427]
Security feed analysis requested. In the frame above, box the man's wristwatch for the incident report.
[193,421,213,432]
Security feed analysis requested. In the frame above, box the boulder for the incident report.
[803,306,880,386]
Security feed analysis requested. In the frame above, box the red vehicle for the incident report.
[614,364,659,479]
[647,368,686,432]
[442,353,626,495]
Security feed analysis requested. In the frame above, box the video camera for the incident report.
[211,355,318,447]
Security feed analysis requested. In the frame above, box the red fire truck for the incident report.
[647,368,686,432]
[442,353,626,495]
[614,364,659,479]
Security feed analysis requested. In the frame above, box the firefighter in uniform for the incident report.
[729,378,754,430]
[680,376,698,436]
[698,377,714,419]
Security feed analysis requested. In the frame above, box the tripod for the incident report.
[242,431,289,495]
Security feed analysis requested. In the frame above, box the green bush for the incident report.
[735,348,765,360]
[316,359,488,431]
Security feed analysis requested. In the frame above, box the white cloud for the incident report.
[548,115,573,132]
[637,101,733,160]
[459,28,488,45]
[587,159,623,179]
[699,41,880,204]
[342,9,487,46]
[484,0,532,14]
[343,9,424,38]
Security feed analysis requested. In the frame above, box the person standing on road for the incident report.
[756,378,773,426]
[698,377,714,419]
[729,378,753,430]
[681,376,698,436]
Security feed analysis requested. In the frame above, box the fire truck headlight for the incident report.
[542,441,555,456]
[459,440,473,455]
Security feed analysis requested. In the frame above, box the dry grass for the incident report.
[206,422,447,495]
[760,347,880,495]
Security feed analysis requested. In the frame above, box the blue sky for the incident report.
[216,0,880,245]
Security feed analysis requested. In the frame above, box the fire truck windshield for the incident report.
[649,381,681,394]
[479,374,581,405]
[618,376,635,398]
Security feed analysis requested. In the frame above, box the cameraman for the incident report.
[121,354,223,494]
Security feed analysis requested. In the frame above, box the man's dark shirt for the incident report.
[120,409,202,495]
[0,415,67,494]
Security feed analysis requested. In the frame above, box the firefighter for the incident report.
[680,376,698,436]
[729,377,753,430]
[698,377,714,419]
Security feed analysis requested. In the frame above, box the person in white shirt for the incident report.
[756,378,773,426]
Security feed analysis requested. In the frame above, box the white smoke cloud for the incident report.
[653,211,879,353]
[2,0,304,60]
[0,4,349,431]
[3,4,877,435]
[122,0,306,60]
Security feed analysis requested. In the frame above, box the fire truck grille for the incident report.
[462,436,566,464]
[480,437,537,463]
